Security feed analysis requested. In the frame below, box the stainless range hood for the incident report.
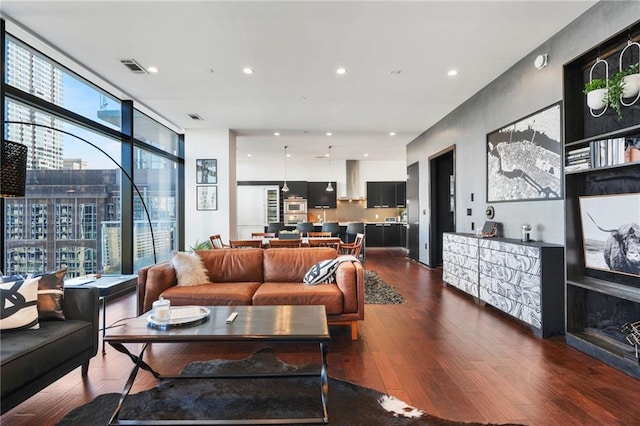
[338,160,366,201]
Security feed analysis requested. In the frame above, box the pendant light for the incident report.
[326,145,334,192]
[282,145,289,193]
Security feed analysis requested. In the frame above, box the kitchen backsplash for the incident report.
[308,202,405,224]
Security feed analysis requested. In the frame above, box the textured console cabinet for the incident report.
[443,233,564,338]
[442,233,479,296]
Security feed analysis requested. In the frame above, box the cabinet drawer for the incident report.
[478,260,540,294]
[443,259,478,283]
[444,233,478,247]
[479,239,539,258]
[443,251,478,274]
[479,248,541,275]
[479,287,541,328]
[479,273,541,311]
[443,239,478,259]
[443,270,479,295]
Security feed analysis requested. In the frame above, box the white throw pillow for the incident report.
[0,276,41,330]
[172,252,210,286]
[304,258,339,285]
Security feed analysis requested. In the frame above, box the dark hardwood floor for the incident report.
[3,248,640,425]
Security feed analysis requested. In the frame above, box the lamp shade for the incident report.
[1,140,28,197]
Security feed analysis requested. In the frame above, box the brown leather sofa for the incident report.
[137,247,364,339]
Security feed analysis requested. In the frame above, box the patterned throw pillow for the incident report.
[303,258,339,285]
[172,252,210,286]
[0,276,41,330]
[37,268,67,320]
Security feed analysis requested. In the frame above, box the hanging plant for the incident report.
[608,63,639,120]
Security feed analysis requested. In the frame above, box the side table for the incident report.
[66,274,138,353]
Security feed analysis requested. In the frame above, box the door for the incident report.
[407,162,420,261]
[429,147,455,267]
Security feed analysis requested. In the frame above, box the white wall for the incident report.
[184,128,236,246]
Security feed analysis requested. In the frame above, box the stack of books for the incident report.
[565,146,590,171]
[565,137,632,172]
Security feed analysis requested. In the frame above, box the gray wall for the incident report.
[407,1,639,266]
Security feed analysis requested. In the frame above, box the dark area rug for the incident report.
[365,270,406,304]
[58,348,521,426]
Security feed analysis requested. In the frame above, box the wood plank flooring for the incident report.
[3,248,640,425]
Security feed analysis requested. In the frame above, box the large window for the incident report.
[2,28,183,276]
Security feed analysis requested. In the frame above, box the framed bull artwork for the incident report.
[579,193,640,278]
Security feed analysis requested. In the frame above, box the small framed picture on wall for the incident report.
[196,186,217,211]
[196,159,217,184]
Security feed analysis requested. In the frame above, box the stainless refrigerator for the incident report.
[237,185,280,239]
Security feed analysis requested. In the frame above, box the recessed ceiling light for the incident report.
[247,153,252,157]
[447,69,458,77]
[243,67,254,74]
[286,153,291,158]
[274,132,280,136]
[363,153,369,157]
[326,132,332,136]
[147,66,158,73]
[389,132,396,136]
[336,67,346,75]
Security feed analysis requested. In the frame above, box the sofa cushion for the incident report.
[0,320,93,398]
[172,252,210,286]
[37,268,66,320]
[0,276,41,330]
[198,248,264,283]
[264,248,337,282]
[161,282,261,306]
[252,282,343,314]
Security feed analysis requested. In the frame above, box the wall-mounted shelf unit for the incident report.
[563,20,640,379]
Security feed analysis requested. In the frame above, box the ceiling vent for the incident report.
[120,59,148,74]
[187,113,203,121]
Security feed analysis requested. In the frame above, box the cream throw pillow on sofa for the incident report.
[172,252,209,286]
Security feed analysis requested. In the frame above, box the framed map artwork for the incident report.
[486,102,562,202]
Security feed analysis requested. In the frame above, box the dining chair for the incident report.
[229,239,263,248]
[340,233,365,258]
[308,231,332,237]
[321,222,340,237]
[209,234,230,249]
[268,239,302,248]
[307,237,342,249]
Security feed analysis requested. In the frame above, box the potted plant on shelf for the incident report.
[583,78,608,110]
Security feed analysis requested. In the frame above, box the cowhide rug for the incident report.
[58,348,521,425]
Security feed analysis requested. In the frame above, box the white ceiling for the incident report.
[0,1,596,162]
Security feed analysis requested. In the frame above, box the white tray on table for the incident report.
[147,306,210,329]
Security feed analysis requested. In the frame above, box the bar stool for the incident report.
[296,222,315,237]
[321,222,340,237]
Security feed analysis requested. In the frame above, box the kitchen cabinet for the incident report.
[395,182,406,208]
[307,182,337,208]
[283,181,307,199]
[366,181,406,208]
[365,223,404,247]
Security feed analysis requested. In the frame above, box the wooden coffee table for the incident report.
[104,305,330,425]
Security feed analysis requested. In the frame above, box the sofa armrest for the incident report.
[138,261,178,314]
[334,260,365,317]
[61,286,99,357]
